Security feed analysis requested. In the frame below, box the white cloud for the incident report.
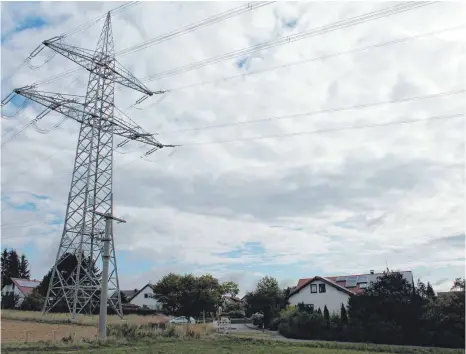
[1,1,464,295]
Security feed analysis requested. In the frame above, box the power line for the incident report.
[158,90,465,134]
[177,113,464,147]
[165,24,465,94]
[61,2,141,38]
[3,112,462,234]
[0,2,140,86]
[34,2,275,87]
[138,2,438,84]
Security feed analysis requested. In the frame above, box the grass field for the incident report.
[2,337,464,354]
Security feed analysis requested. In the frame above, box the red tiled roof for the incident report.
[290,276,355,297]
[11,278,40,297]
[295,271,413,296]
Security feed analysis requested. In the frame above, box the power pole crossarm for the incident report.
[11,87,170,148]
[42,37,157,96]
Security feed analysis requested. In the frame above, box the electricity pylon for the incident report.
[3,13,174,318]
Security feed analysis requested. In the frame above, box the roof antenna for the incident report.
[385,256,389,272]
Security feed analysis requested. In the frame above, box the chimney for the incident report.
[370,270,374,274]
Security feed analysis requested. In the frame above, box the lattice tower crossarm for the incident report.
[4,12,173,318]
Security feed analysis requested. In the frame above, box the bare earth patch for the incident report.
[1,319,97,343]
[1,310,168,326]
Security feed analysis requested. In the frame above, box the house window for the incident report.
[359,283,367,289]
[144,294,148,298]
[319,284,326,293]
[310,284,317,293]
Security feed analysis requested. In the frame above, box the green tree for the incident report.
[19,254,31,279]
[1,249,25,287]
[220,281,239,297]
[348,271,422,345]
[244,276,285,328]
[451,277,465,291]
[340,303,348,325]
[323,305,330,327]
[1,248,10,287]
[36,252,101,312]
[426,282,436,299]
[153,273,238,318]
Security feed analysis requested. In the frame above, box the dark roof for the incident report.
[126,284,154,302]
[290,276,354,297]
[121,289,139,300]
[111,286,152,302]
[223,295,243,303]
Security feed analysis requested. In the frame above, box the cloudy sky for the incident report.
[1,1,465,296]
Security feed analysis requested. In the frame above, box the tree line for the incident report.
[1,248,31,286]
[246,272,465,349]
[2,250,464,349]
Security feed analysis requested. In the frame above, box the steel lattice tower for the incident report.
[47,14,119,318]
[2,13,173,318]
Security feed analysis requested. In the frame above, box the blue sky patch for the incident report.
[284,18,298,28]
[215,241,265,259]
[236,57,249,69]
[2,16,47,43]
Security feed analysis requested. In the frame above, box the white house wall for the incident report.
[1,284,26,305]
[130,286,161,310]
[288,280,349,315]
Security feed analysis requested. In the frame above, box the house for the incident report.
[1,278,41,306]
[112,283,161,310]
[288,270,414,315]
[221,295,244,309]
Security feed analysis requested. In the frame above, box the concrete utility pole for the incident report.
[95,211,126,339]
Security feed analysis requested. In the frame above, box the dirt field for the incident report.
[1,319,97,343]
[1,310,168,326]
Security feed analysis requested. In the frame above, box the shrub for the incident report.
[223,310,246,318]
[20,292,44,311]
[1,293,19,309]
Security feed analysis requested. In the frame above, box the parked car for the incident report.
[168,316,196,324]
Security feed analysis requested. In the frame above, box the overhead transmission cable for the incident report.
[34,2,275,87]
[178,113,464,147]
[137,1,438,84]
[0,1,140,86]
[158,89,465,134]
[61,1,141,38]
[2,89,462,199]
[165,24,465,94]
[3,111,462,233]
[2,110,463,231]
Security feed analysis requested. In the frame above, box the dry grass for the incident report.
[1,310,168,326]
[1,315,216,344]
[1,319,97,343]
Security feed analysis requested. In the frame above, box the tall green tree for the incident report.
[1,248,10,287]
[244,276,285,328]
[323,305,330,327]
[340,303,348,325]
[1,249,26,287]
[19,254,31,279]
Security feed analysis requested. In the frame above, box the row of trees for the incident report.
[1,248,31,287]
[254,272,465,349]
[152,273,239,318]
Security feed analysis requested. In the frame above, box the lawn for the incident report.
[2,337,463,354]
[5,341,395,354]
